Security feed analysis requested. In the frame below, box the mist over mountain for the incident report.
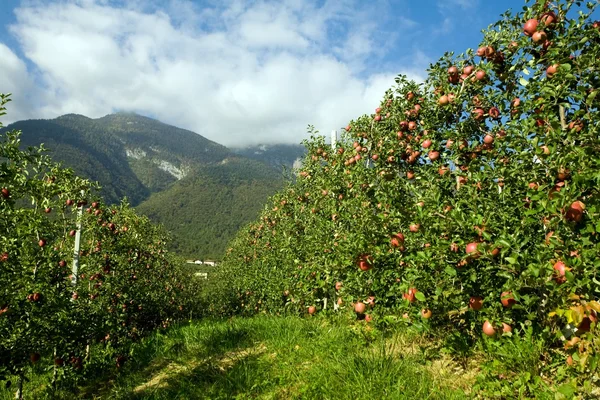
[231,143,306,172]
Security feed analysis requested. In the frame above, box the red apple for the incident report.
[469,296,483,310]
[354,302,366,314]
[541,11,557,27]
[357,254,373,271]
[403,288,418,303]
[483,321,496,337]
[501,291,516,308]
[553,260,568,283]
[565,201,585,222]
[391,233,405,248]
[523,18,539,36]
[532,30,547,44]
[546,64,559,78]
[466,242,479,256]
[473,108,485,121]
[488,107,500,119]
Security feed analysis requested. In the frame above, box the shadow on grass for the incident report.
[73,320,259,399]
[106,320,274,399]
[127,351,269,399]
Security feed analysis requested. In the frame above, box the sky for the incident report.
[0,0,538,147]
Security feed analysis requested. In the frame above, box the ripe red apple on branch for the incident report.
[523,18,539,36]
[501,291,517,308]
[357,254,373,271]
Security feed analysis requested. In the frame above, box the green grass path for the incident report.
[97,316,467,399]
[1,316,473,399]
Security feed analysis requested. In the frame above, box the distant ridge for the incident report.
[1,113,288,258]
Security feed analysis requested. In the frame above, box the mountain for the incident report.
[4,113,231,205]
[136,157,283,257]
[1,113,286,258]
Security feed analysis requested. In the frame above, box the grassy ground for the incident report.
[3,315,478,399]
[7,314,590,399]
[101,316,470,399]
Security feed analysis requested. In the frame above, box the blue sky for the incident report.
[0,0,550,146]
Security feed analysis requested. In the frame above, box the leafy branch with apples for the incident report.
[0,94,202,397]
[206,0,600,394]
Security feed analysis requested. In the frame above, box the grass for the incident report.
[106,316,470,399]
[2,315,475,399]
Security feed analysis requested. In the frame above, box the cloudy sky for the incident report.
[0,0,532,147]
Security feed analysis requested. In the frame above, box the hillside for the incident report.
[3,113,231,205]
[136,157,284,258]
[1,113,286,258]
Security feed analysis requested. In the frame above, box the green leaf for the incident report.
[445,266,457,277]
[519,77,529,87]
[556,382,577,398]
[587,90,598,104]
[505,257,517,265]
[415,292,426,302]
[497,239,511,248]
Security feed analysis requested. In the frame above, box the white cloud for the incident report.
[3,0,425,146]
[433,17,454,35]
[0,43,36,123]
[438,0,479,10]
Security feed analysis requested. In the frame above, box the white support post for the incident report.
[331,130,337,150]
[71,190,84,286]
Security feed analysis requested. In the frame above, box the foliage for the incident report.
[208,0,600,395]
[0,95,203,397]
[135,157,284,259]
[0,316,471,399]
